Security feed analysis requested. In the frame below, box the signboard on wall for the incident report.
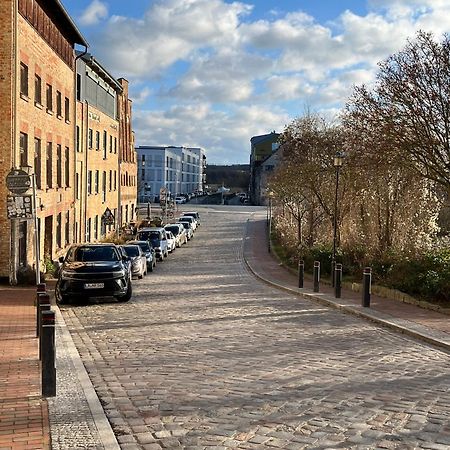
[7,195,33,219]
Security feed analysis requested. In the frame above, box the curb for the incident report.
[243,222,450,353]
[53,305,120,449]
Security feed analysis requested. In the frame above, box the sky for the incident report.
[61,0,450,164]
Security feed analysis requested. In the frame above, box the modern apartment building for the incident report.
[75,53,137,242]
[136,146,206,201]
[0,0,137,283]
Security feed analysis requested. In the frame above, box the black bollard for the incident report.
[41,310,56,397]
[39,302,51,360]
[36,293,51,338]
[313,260,320,292]
[335,263,342,298]
[298,260,304,288]
[37,283,46,294]
[362,267,371,307]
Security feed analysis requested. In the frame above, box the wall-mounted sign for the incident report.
[101,207,115,225]
[7,195,33,219]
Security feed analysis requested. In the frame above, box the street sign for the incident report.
[7,195,33,219]
[101,207,115,225]
[6,169,32,195]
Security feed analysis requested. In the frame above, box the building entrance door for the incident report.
[18,221,27,267]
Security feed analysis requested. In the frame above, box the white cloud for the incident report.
[79,0,108,26]
[133,104,290,164]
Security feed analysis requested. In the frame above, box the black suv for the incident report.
[56,243,132,304]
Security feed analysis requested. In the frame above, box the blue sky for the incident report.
[61,0,450,164]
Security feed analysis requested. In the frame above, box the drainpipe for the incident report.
[74,46,87,243]
[9,0,19,285]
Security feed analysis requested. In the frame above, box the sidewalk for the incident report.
[244,217,450,352]
[0,287,50,449]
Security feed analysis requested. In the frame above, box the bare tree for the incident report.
[346,31,450,191]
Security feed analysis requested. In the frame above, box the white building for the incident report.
[136,146,206,201]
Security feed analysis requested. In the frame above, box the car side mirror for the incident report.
[58,256,65,263]
[122,255,130,261]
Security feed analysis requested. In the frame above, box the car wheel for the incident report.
[148,263,153,272]
[117,281,132,302]
[164,250,169,258]
[159,254,164,262]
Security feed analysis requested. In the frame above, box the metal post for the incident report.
[36,292,50,338]
[298,259,304,288]
[39,302,51,360]
[335,263,342,298]
[32,173,41,285]
[268,196,272,253]
[41,310,56,397]
[362,267,371,307]
[332,166,340,287]
[313,260,320,292]
[37,283,46,293]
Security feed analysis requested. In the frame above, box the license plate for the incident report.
[84,282,104,289]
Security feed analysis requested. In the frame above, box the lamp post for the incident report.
[332,151,344,287]
[267,190,274,253]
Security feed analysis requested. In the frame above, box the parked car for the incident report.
[182,211,201,226]
[164,223,187,247]
[165,230,176,253]
[178,215,197,231]
[177,221,194,240]
[136,227,169,261]
[120,244,147,279]
[127,240,156,272]
[175,196,185,204]
[56,243,132,304]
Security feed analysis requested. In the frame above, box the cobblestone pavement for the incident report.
[60,207,450,450]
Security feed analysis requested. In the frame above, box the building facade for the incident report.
[249,131,280,205]
[75,54,137,242]
[136,146,206,202]
[0,0,137,283]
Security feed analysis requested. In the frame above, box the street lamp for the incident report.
[332,151,344,287]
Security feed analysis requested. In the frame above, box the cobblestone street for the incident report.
[60,207,450,449]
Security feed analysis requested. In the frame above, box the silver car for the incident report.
[127,240,156,272]
[164,223,187,247]
[120,244,147,279]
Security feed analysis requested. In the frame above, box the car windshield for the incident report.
[180,222,189,229]
[165,226,179,235]
[133,242,151,252]
[122,246,139,257]
[68,246,119,262]
[137,231,160,241]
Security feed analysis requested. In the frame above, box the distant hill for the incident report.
[206,164,250,190]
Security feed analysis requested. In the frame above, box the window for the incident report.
[102,171,106,202]
[46,84,52,111]
[88,129,93,148]
[56,91,62,117]
[34,138,41,189]
[95,131,100,150]
[94,215,98,240]
[56,212,61,249]
[109,170,112,191]
[64,146,69,187]
[46,142,52,188]
[103,130,107,155]
[19,132,28,167]
[114,137,117,154]
[20,62,28,97]
[75,172,79,199]
[76,73,81,101]
[95,170,99,194]
[114,171,117,190]
[76,126,80,152]
[86,218,91,242]
[64,97,69,122]
[65,211,70,245]
[109,135,113,153]
[34,74,42,104]
[87,170,92,194]
[56,144,62,188]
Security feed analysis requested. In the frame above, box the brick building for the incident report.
[0,0,137,283]
[75,53,136,242]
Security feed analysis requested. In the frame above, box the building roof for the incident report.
[49,0,89,47]
[250,131,280,146]
[76,51,123,92]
